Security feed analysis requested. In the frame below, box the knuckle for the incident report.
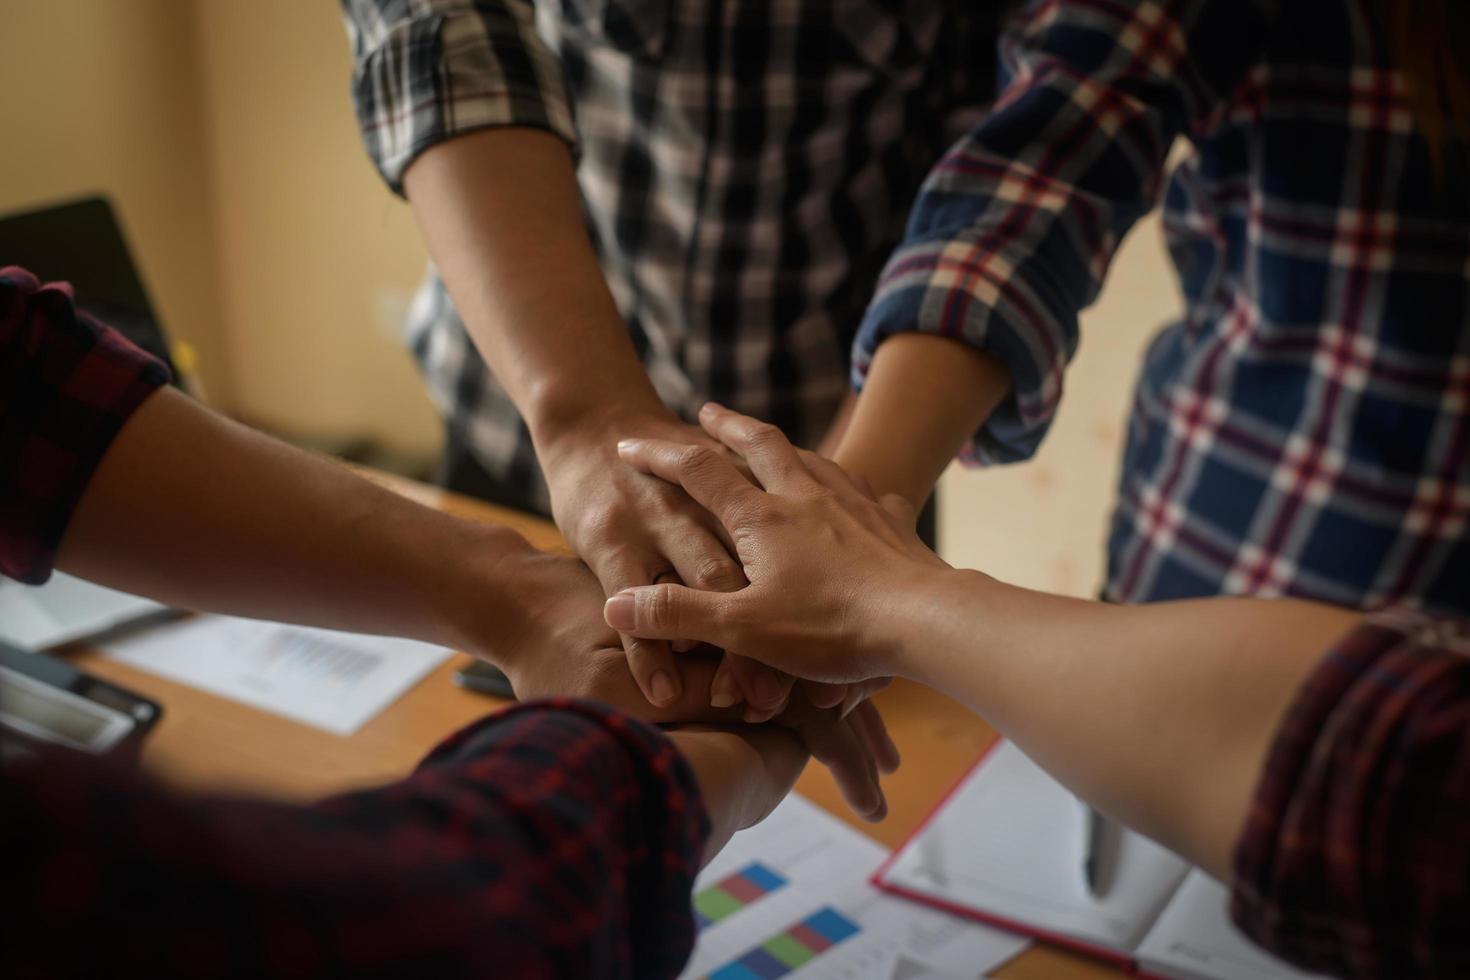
[740,420,782,448]
[795,448,825,471]
[807,484,837,504]
[675,444,721,473]
[691,555,744,591]
[580,503,626,543]
[645,584,679,630]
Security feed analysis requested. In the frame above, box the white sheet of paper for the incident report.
[681,793,1030,980]
[0,573,167,649]
[1133,870,1330,980]
[880,741,1190,955]
[100,616,452,735]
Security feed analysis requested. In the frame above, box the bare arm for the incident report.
[897,581,1355,878]
[834,335,1012,505]
[58,385,544,662]
[400,128,796,716]
[606,404,1360,880]
[401,128,667,446]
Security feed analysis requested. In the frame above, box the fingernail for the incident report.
[616,439,639,454]
[651,670,678,705]
[753,670,784,708]
[710,668,741,709]
[699,402,726,418]
[603,593,637,631]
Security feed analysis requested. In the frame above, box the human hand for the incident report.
[602,403,952,685]
[452,542,896,819]
[539,410,821,718]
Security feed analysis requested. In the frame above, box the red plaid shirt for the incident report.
[5,700,709,978]
[0,266,170,583]
[0,267,709,977]
[1233,611,1470,978]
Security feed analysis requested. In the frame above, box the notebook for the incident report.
[872,740,1328,980]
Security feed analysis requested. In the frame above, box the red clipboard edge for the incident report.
[870,737,1140,974]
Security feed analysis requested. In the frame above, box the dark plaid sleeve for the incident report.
[852,0,1278,465]
[0,267,169,585]
[3,699,710,979]
[341,0,578,194]
[1231,611,1470,979]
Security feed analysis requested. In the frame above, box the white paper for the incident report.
[1134,870,1330,980]
[681,793,1030,979]
[101,616,452,735]
[880,741,1190,955]
[0,573,167,649]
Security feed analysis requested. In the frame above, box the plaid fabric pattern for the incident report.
[0,267,169,585]
[1231,611,1470,978]
[343,0,1004,512]
[855,0,1470,614]
[5,699,709,978]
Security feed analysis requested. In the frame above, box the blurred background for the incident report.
[1,0,1181,599]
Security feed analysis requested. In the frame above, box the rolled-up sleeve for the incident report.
[0,268,169,584]
[342,0,578,194]
[7,699,710,978]
[852,0,1275,465]
[1231,611,1470,979]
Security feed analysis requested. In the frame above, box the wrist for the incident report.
[876,566,1000,683]
[666,729,752,860]
[669,728,804,860]
[421,518,540,661]
[525,385,671,459]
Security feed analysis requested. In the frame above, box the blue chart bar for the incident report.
[706,906,861,980]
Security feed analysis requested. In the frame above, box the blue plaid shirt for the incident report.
[855,0,1470,614]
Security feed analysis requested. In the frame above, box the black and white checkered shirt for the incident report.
[342,0,1002,511]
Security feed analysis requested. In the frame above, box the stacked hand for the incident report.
[458,541,898,821]
[601,403,952,686]
[540,413,844,719]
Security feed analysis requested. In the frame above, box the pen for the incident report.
[1080,800,1109,898]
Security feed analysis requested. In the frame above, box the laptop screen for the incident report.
[0,195,179,378]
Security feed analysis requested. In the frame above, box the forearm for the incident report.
[835,335,1011,504]
[402,128,670,448]
[56,386,522,651]
[893,573,1360,878]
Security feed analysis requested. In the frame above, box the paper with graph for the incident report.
[101,615,451,735]
[680,794,1030,979]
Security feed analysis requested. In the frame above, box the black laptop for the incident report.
[0,195,180,378]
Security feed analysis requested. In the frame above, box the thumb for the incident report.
[604,583,730,644]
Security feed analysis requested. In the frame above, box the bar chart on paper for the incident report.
[705,906,862,979]
[695,863,790,930]
[680,795,1031,980]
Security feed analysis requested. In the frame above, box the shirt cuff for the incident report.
[350,6,578,194]
[419,698,710,973]
[851,233,1076,467]
[0,267,170,585]
[1230,609,1470,978]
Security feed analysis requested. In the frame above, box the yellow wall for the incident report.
[191,0,439,454]
[1,0,439,454]
[0,0,231,403]
[937,213,1180,595]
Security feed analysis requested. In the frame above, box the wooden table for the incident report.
[66,474,1113,980]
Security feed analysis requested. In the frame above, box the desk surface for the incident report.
[66,472,1113,980]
